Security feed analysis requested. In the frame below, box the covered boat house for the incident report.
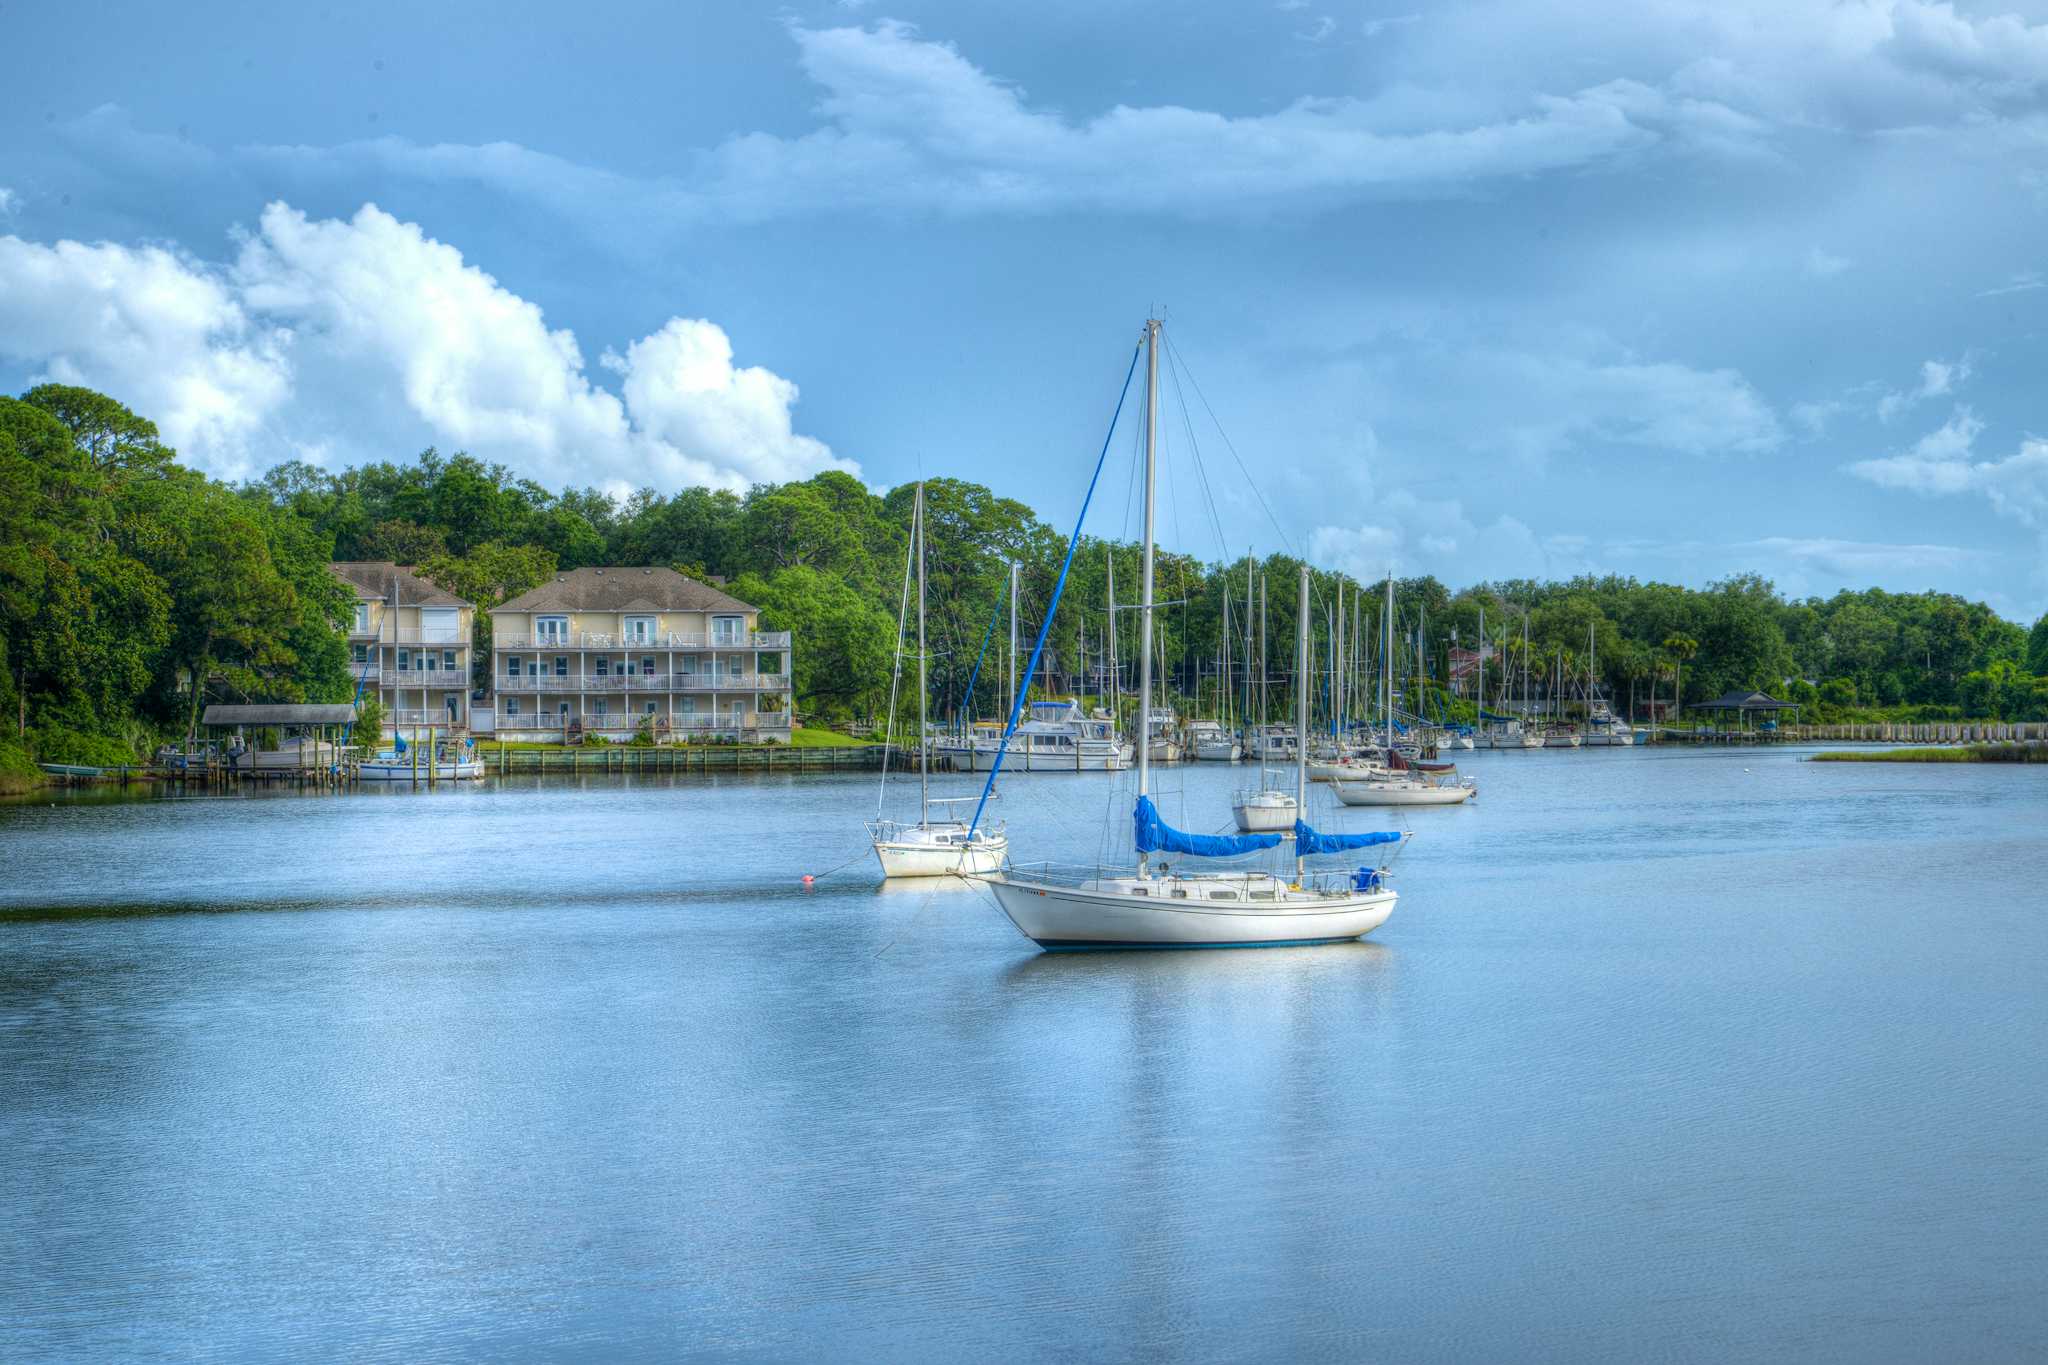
[1694,690,1801,732]
[199,703,359,772]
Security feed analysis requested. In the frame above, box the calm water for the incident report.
[3,748,2044,1361]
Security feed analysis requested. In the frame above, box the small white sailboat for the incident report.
[1232,562,1298,832]
[983,320,1402,949]
[1331,575,1476,807]
[869,484,1009,878]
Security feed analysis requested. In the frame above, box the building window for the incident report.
[422,607,460,643]
[624,615,655,645]
[622,657,637,677]
[506,656,522,677]
[352,644,369,665]
[557,701,569,718]
[712,615,744,646]
[353,603,369,632]
[442,649,457,671]
[595,657,610,677]
[641,656,656,676]
[553,656,568,677]
[678,655,698,676]
[536,615,568,645]
[593,698,608,718]
[643,701,657,716]
[506,697,521,716]
[680,697,696,716]
[397,648,411,670]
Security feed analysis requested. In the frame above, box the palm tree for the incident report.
[1662,634,1699,729]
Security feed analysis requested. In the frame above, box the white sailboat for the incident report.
[1331,574,1476,808]
[869,484,1010,878]
[1233,565,1299,832]
[982,319,1401,949]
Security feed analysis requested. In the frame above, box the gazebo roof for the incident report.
[202,704,359,726]
[1697,690,1798,711]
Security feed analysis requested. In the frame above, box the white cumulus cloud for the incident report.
[0,202,851,491]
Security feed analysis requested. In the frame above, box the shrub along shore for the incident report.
[1811,744,2048,764]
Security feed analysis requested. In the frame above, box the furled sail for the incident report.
[1134,795,1282,858]
[1292,822,1402,856]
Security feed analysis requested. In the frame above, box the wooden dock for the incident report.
[1647,722,2048,746]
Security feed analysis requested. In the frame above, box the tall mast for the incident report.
[1106,549,1117,728]
[1477,601,1485,735]
[1382,574,1394,753]
[1243,551,1255,744]
[1258,573,1269,785]
[1295,564,1311,879]
[1136,319,1160,819]
[1008,561,1018,717]
[1334,587,1345,743]
[915,483,929,816]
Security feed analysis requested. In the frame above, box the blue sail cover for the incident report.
[1135,795,1283,858]
[1292,821,1402,856]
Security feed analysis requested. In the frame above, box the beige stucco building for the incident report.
[488,567,792,742]
[330,562,477,735]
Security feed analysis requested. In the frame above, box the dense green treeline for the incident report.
[1,387,353,776]
[7,384,2048,777]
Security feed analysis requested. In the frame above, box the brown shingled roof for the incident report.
[328,561,470,608]
[497,567,757,614]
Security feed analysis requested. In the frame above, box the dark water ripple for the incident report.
[1,748,2044,1361]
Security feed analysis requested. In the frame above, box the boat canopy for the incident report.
[1134,795,1281,858]
[1292,822,1401,856]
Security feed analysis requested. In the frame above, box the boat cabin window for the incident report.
[1248,890,1276,901]
[1208,890,1239,901]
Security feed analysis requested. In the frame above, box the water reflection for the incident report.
[2,750,2044,1358]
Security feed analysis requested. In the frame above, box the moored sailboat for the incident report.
[869,484,1009,877]
[979,320,1402,949]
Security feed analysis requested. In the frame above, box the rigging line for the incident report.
[875,492,918,817]
[969,332,1144,837]
[1166,327,1296,556]
[1162,335,1233,562]
[956,590,1004,725]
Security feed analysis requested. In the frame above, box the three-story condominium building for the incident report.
[489,567,792,742]
[330,562,478,735]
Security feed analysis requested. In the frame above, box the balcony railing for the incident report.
[388,710,467,729]
[347,628,469,645]
[494,714,792,736]
[496,673,790,693]
[493,630,790,650]
[377,669,470,688]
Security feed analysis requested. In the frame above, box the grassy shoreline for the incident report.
[1811,744,2048,764]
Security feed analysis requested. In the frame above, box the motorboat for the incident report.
[1187,719,1242,761]
[933,700,1131,771]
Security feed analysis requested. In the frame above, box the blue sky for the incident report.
[4,2,2048,620]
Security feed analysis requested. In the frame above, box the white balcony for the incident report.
[378,669,470,688]
[495,673,790,693]
[494,630,790,650]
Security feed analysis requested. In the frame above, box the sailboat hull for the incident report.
[874,839,1008,878]
[1331,780,1474,806]
[1231,793,1299,832]
[984,873,1395,948]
